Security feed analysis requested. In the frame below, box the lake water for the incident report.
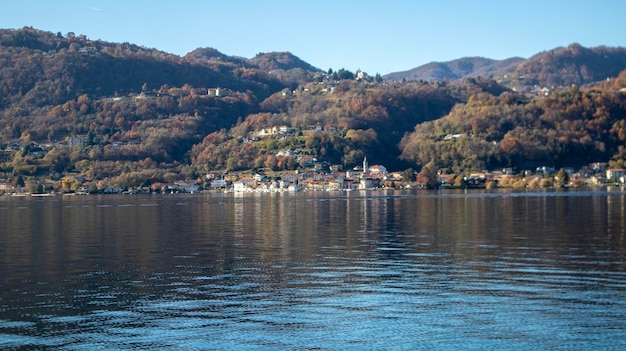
[1,189,625,350]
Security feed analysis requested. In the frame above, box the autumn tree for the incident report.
[554,168,570,187]
[416,163,438,189]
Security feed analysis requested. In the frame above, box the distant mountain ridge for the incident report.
[385,43,626,87]
[384,57,524,82]
[248,51,320,72]
[185,48,319,72]
[184,47,245,63]
[507,43,626,86]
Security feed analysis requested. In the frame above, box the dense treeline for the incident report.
[1,27,626,189]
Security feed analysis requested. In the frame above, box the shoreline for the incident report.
[3,184,624,197]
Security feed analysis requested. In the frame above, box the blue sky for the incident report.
[2,1,625,74]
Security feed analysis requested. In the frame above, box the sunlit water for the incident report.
[1,189,625,350]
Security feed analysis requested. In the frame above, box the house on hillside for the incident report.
[355,69,368,81]
[444,134,462,141]
[368,165,387,174]
[277,149,296,157]
[79,47,96,54]
[68,137,86,147]
[329,164,342,173]
[207,88,230,97]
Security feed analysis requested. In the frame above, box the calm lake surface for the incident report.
[1,189,626,350]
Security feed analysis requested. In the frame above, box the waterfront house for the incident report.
[233,181,254,192]
[389,172,404,181]
[536,166,556,176]
[232,181,245,192]
[327,180,342,191]
[233,177,255,190]
[0,180,15,193]
[173,181,199,193]
[210,179,228,189]
[102,186,122,194]
[359,178,373,189]
[606,169,626,181]
[437,173,454,186]
[282,174,301,185]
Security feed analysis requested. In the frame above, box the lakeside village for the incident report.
[1,148,626,196]
[1,81,626,196]
[1,70,601,196]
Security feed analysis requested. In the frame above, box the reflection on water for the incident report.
[1,189,626,350]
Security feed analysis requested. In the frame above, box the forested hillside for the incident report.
[190,79,461,172]
[400,71,626,173]
[0,28,288,108]
[1,27,626,191]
